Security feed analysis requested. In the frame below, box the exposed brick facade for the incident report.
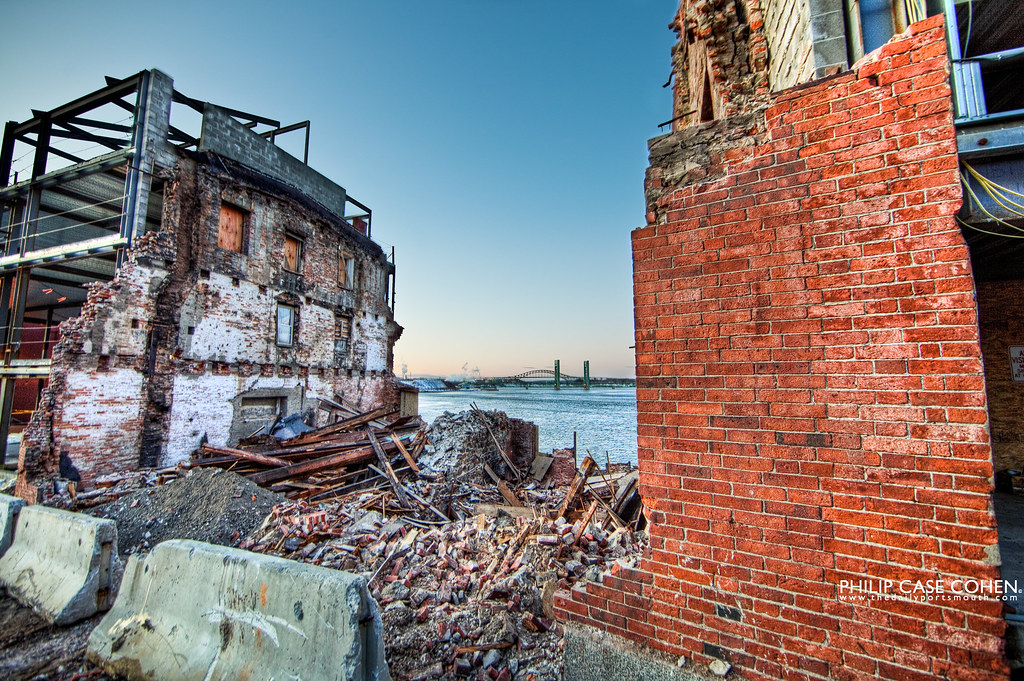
[670,0,770,130]
[556,16,1008,680]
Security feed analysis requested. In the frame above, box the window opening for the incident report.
[700,72,715,122]
[276,304,296,346]
[340,250,355,289]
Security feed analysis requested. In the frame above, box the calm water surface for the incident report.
[418,387,638,464]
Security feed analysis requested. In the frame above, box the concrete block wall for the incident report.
[977,279,1024,472]
[808,0,849,78]
[556,16,1008,680]
[200,105,348,220]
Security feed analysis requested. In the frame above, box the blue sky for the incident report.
[0,0,677,379]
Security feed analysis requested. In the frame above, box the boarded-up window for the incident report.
[284,235,302,272]
[276,305,296,346]
[218,204,245,252]
[335,315,351,355]
[339,251,355,289]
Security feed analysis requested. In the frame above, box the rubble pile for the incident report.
[243,489,644,681]
[92,468,284,555]
[23,405,644,681]
[49,468,183,510]
[199,406,645,680]
[424,404,537,482]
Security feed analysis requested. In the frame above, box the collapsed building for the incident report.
[557,2,1024,680]
[0,70,404,501]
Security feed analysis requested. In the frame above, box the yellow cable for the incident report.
[975,177,1024,217]
[965,162,1024,201]
[957,216,1024,239]
[960,171,1024,234]
[907,0,925,24]
[962,164,1024,218]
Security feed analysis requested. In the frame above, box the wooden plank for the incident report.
[557,455,597,520]
[611,471,639,514]
[408,426,428,460]
[530,455,554,481]
[366,428,411,509]
[403,485,450,522]
[584,478,627,531]
[472,503,537,519]
[285,407,396,443]
[454,641,515,655]
[383,415,417,430]
[284,234,300,271]
[247,445,377,485]
[390,433,420,473]
[218,204,244,252]
[483,463,523,508]
[199,444,288,468]
[573,499,600,547]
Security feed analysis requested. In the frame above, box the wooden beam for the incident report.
[366,427,411,509]
[483,462,523,508]
[247,445,376,485]
[390,432,420,473]
[557,455,597,520]
[198,444,288,468]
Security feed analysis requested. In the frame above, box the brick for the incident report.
[554,12,1007,681]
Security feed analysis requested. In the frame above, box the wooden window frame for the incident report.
[284,234,303,273]
[339,250,355,289]
[335,314,352,355]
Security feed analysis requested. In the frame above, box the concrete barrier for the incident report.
[0,503,118,624]
[88,539,392,681]
[0,492,25,556]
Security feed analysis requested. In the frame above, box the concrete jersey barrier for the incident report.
[0,503,118,624]
[0,492,25,556]
[87,539,392,681]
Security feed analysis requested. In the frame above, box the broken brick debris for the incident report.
[22,407,642,681]
[224,408,644,680]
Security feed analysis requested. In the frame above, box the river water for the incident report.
[417,387,638,464]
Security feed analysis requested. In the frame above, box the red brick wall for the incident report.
[976,279,1024,472]
[556,16,1008,680]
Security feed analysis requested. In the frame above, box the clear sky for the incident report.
[0,0,677,379]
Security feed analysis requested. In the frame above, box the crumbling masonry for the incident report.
[557,4,1019,680]
[0,70,403,500]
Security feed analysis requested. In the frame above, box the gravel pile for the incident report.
[92,467,284,555]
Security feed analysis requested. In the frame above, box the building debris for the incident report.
[6,404,643,681]
[210,408,645,681]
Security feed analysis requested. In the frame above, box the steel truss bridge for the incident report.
[457,365,635,389]
[504,369,583,381]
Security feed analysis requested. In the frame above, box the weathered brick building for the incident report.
[558,2,1024,680]
[0,70,404,500]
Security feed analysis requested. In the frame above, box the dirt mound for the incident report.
[423,409,537,482]
[92,467,284,555]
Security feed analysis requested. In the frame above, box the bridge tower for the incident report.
[584,360,590,390]
[554,359,560,390]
